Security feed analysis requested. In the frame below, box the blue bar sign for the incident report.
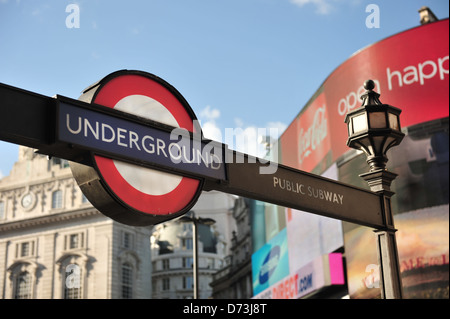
[58,101,226,181]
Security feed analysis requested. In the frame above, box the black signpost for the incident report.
[0,71,403,298]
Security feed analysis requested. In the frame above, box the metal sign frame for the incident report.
[0,79,387,229]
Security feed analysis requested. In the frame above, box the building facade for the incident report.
[210,196,253,299]
[150,190,236,299]
[0,146,152,298]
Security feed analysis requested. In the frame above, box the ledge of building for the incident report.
[0,208,104,233]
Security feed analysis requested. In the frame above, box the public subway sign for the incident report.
[212,156,385,229]
[0,70,387,228]
[58,100,226,181]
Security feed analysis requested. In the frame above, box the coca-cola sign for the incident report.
[298,104,328,168]
[281,92,331,172]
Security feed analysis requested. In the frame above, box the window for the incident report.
[0,201,5,219]
[122,232,134,249]
[15,241,35,258]
[182,223,192,231]
[64,233,84,250]
[69,234,79,249]
[162,259,170,270]
[64,264,82,299]
[123,232,131,249]
[162,278,170,291]
[52,190,62,209]
[21,242,30,257]
[182,257,193,268]
[181,238,193,250]
[121,263,133,299]
[61,159,69,168]
[58,256,86,300]
[50,157,61,168]
[15,272,31,299]
[183,276,193,290]
[207,258,214,269]
[50,157,69,169]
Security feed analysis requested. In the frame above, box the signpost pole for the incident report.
[192,214,199,299]
[345,80,405,299]
[361,170,403,299]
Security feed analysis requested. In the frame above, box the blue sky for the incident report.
[0,0,449,178]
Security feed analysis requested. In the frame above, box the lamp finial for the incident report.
[361,79,382,106]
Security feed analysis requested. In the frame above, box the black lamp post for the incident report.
[178,211,216,299]
[345,80,404,299]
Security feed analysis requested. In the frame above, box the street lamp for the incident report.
[345,79,404,299]
[345,79,404,173]
[178,211,216,299]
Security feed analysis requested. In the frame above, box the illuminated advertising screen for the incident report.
[342,121,449,299]
[280,19,449,173]
[285,164,344,272]
[253,253,345,299]
[251,228,289,296]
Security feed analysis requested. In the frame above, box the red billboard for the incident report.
[281,19,449,172]
[280,92,331,173]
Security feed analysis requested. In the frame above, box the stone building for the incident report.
[210,197,253,299]
[151,190,236,299]
[0,146,152,298]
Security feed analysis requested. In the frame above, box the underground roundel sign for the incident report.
[70,70,204,226]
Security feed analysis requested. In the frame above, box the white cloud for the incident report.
[290,0,335,15]
[198,105,222,142]
[198,106,286,160]
[234,117,244,128]
[200,105,220,121]
[267,121,288,136]
[201,121,223,143]
[227,123,285,159]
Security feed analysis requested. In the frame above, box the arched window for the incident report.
[56,253,88,299]
[117,250,140,299]
[64,263,82,299]
[121,263,133,299]
[15,271,31,299]
[52,190,63,209]
[7,261,37,299]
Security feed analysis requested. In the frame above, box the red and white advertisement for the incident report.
[280,19,449,172]
[280,92,331,172]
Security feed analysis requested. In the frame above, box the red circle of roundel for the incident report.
[92,74,201,215]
